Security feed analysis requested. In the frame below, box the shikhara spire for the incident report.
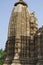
[3,0,43,65]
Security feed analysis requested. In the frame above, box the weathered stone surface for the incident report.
[3,0,43,65]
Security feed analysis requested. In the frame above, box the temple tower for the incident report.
[3,0,38,65]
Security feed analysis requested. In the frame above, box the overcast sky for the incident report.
[0,0,43,49]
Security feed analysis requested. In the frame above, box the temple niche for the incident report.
[3,0,43,65]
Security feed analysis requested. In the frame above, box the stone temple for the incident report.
[3,0,43,65]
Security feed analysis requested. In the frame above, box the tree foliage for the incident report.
[0,49,5,65]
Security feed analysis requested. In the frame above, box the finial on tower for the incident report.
[19,0,23,1]
[14,0,28,7]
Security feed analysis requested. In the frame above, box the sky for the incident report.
[0,0,43,50]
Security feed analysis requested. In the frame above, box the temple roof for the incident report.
[39,26,43,33]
